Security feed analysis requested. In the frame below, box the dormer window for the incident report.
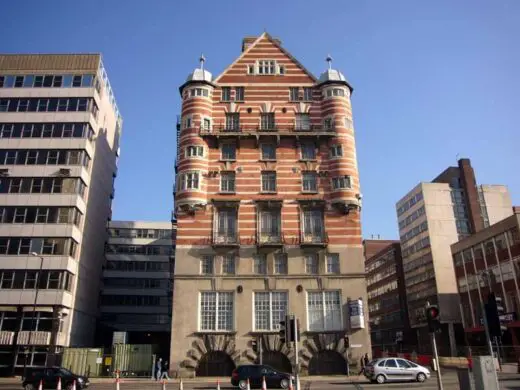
[249,60,285,76]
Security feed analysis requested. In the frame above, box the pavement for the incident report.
[2,371,520,389]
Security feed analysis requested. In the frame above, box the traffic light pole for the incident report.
[259,336,263,365]
[292,316,300,390]
[430,332,443,390]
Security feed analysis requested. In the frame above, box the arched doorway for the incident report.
[260,351,292,373]
[196,351,236,377]
[308,350,347,375]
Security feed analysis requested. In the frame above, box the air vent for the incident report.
[0,168,9,176]
[59,168,71,176]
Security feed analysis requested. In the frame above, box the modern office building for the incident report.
[171,33,368,377]
[0,54,121,372]
[97,221,175,359]
[396,158,512,355]
[364,239,414,352]
[451,210,520,359]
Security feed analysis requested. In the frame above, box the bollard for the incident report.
[217,378,221,390]
[262,376,267,390]
[115,376,120,390]
[71,379,77,390]
[289,378,294,390]
[57,377,62,390]
[246,377,251,390]
[162,379,167,390]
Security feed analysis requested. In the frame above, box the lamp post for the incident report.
[22,252,44,377]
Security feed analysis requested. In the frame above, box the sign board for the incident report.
[396,331,403,342]
[104,357,112,366]
[350,344,362,348]
[479,312,517,326]
[112,331,127,345]
[96,357,102,364]
[348,299,365,329]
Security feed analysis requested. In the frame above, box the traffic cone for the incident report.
[216,378,221,390]
[262,376,267,390]
[179,377,184,390]
[162,378,167,390]
[115,376,120,390]
[38,379,43,390]
[288,378,294,390]
[246,378,251,390]
[71,380,77,390]
[57,376,62,390]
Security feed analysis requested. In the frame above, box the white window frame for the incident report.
[235,87,245,102]
[261,171,277,193]
[178,171,201,192]
[222,254,236,275]
[274,253,288,275]
[260,143,276,161]
[258,209,281,242]
[183,115,193,129]
[220,171,236,193]
[201,116,212,131]
[326,253,340,274]
[306,290,343,331]
[199,291,234,331]
[289,87,299,102]
[185,145,204,158]
[253,254,267,275]
[257,60,277,75]
[254,291,288,331]
[330,144,343,159]
[305,254,319,274]
[323,86,349,99]
[331,175,352,190]
[302,171,318,193]
[200,256,214,275]
[295,113,311,131]
[188,87,210,98]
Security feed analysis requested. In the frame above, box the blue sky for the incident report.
[2,0,518,239]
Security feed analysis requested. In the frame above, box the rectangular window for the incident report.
[295,114,310,130]
[200,256,214,275]
[225,113,240,131]
[261,143,276,160]
[215,208,237,243]
[37,99,48,112]
[202,118,211,131]
[303,87,313,101]
[200,291,234,331]
[13,208,27,223]
[332,175,352,190]
[259,209,281,243]
[24,271,38,289]
[72,75,82,87]
[0,271,14,288]
[258,60,276,75]
[254,254,267,275]
[261,171,276,192]
[324,117,333,130]
[221,87,231,102]
[221,143,236,160]
[186,145,204,157]
[222,254,235,275]
[17,99,30,112]
[0,99,9,112]
[274,253,288,275]
[302,209,324,242]
[305,254,319,274]
[220,172,236,193]
[326,253,340,274]
[254,292,288,331]
[290,87,299,101]
[260,113,275,130]
[179,172,199,190]
[330,144,343,158]
[300,142,316,160]
[47,271,61,289]
[302,172,318,193]
[235,87,244,101]
[307,291,342,331]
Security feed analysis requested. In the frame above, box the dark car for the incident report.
[231,365,293,389]
[22,367,89,389]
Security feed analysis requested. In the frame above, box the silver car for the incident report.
[364,357,431,384]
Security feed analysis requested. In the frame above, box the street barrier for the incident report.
[179,377,184,390]
[246,378,251,390]
[216,378,221,390]
[38,379,43,390]
[262,376,267,390]
[57,376,62,390]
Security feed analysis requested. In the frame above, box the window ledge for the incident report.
[299,159,318,163]
[194,331,237,335]
[302,191,319,195]
[260,191,278,195]
[260,159,277,162]
[219,159,236,163]
[218,191,236,195]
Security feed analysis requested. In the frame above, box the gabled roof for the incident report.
[213,32,317,83]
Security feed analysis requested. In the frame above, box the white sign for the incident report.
[350,344,362,348]
[96,357,102,364]
[349,299,365,329]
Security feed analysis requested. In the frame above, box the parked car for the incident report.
[231,364,294,389]
[364,357,431,384]
[22,367,90,389]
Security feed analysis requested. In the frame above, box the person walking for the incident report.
[363,353,370,367]
[358,355,366,376]
[155,358,162,381]
[160,361,170,380]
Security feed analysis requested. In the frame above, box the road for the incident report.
[3,372,520,390]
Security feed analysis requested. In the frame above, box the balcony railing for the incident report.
[16,331,51,345]
[300,233,328,246]
[0,331,14,345]
[199,124,336,136]
[213,234,239,246]
[257,233,283,246]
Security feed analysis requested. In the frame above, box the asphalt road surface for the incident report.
[3,373,520,390]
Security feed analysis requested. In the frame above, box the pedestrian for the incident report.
[160,361,170,380]
[155,358,162,381]
[358,355,365,375]
[364,353,370,367]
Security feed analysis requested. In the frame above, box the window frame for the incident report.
[305,254,319,274]
[222,254,236,275]
[331,175,352,190]
[261,171,277,193]
[300,142,316,160]
[254,291,288,331]
[289,87,299,102]
[274,253,288,275]
[200,255,214,275]
[306,290,343,331]
[221,87,231,102]
[326,253,340,274]
[178,171,201,192]
[199,291,234,332]
[221,143,237,161]
[260,143,276,161]
[330,144,343,159]
[253,254,267,275]
[185,145,204,158]
[220,171,236,193]
[302,171,318,193]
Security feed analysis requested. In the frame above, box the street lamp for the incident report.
[23,252,44,377]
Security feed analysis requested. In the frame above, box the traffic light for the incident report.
[251,338,258,353]
[279,315,291,345]
[425,305,441,333]
[344,336,350,348]
[288,318,301,342]
[486,293,506,338]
